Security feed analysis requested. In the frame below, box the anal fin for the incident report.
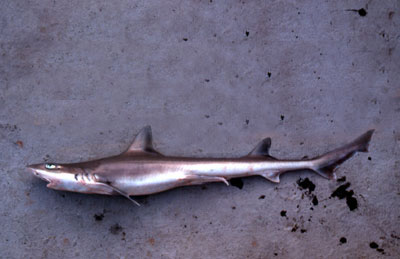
[259,171,281,183]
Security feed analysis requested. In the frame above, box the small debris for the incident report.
[340,237,347,244]
[109,223,123,235]
[291,224,298,232]
[16,140,23,148]
[148,237,155,246]
[280,210,287,217]
[94,213,104,221]
[358,8,367,16]
[369,242,378,249]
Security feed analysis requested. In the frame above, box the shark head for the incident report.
[27,162,138,204]
[27,163,84,190]
[27,162,116,196]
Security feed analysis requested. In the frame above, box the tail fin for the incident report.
[311,130,374,180]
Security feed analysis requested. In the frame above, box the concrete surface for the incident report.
[1,0,399,258]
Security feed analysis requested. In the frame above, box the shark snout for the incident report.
[26,164,39,175]
[26,164,51,182]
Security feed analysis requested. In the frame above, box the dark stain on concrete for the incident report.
[230,178,244,189]
[312,195,318,206]
[347,8,367,17]
[297,178,315,193]
[331,182,358,211]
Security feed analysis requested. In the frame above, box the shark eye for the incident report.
[45,164,57,170]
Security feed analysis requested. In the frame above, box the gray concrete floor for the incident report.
[1,0,399,258]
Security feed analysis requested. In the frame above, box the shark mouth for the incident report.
[46,180,60,188]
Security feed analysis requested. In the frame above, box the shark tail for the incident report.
[310,130,374,180]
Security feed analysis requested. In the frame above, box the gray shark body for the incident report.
[28,127,374,205]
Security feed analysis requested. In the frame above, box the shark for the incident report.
[27,126,374,206]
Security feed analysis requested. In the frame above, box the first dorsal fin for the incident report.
[124,126,161,155]
[248,137,277,160]
[249,137,272,156]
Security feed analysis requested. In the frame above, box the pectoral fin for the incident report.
[184,174,230,186]
[97,182,140,206]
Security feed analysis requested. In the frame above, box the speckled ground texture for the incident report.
[1,0,399,258]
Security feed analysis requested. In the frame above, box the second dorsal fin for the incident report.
[124,126,160,155]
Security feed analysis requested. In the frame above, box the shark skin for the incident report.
[27,126,374,205]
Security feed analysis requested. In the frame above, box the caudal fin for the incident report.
[311,130,374,180]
